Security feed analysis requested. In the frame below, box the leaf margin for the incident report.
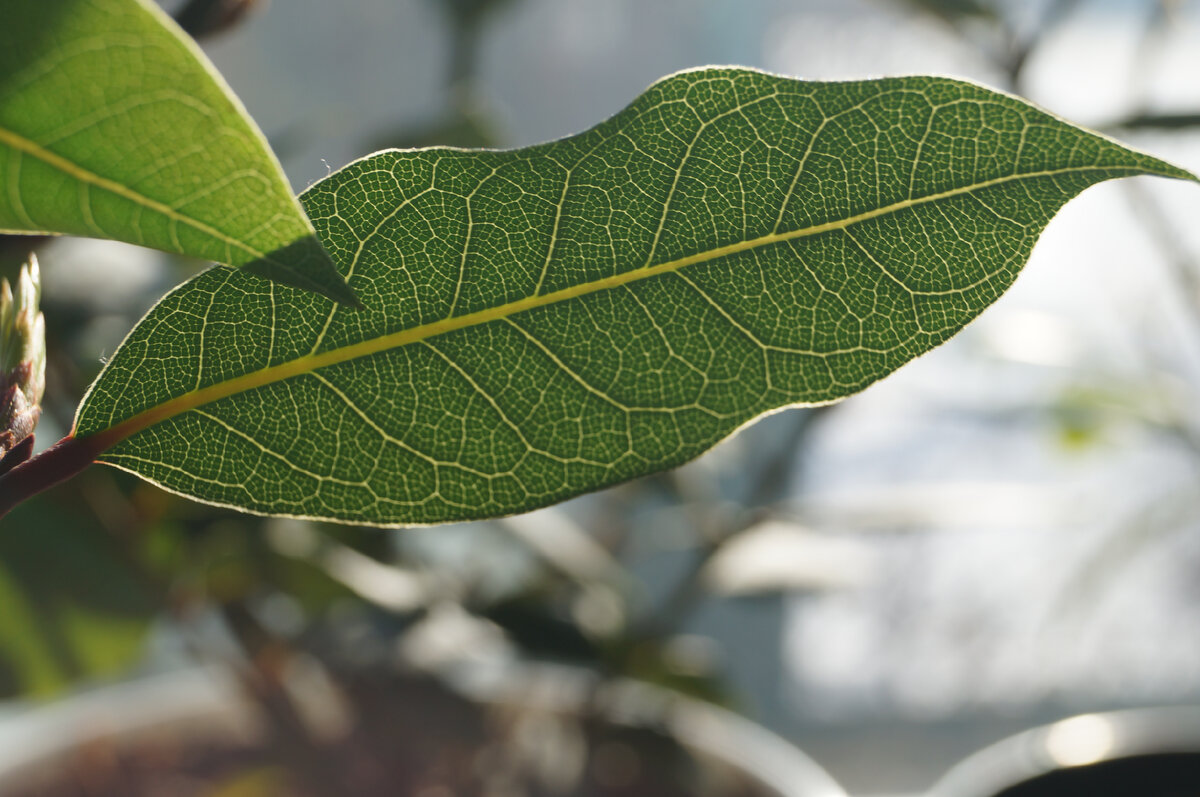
[67,67,1200,526]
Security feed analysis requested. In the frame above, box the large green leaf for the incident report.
[0,0,355,305]
[72,69,1195,525]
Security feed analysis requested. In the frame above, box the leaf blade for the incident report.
[0,0,355,305]
[73,69,1196,525]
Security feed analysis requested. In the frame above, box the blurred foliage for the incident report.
[0,480,157,696]
[364,95,501,153]
[364,0,517,152]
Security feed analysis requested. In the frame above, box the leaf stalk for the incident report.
[0,435,108,521]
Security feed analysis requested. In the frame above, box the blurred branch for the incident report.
[1122,182,1200,326]
[743,406,832,509]
[497,510,628,588]
[433,0,521,90]
[896,0,998,24]
[889,0,1083,93]
[1049,480,1200,625]
[1130,0,1187,103]
[1095,1,1197,134]
[1002,0,1083,93]
[1103,110,1200,133]
[631,407,833,640]
[218,602,348,796]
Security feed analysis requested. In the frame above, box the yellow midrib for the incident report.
[0,124,264,259]
[84,163,1117,448]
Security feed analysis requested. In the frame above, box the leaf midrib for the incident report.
[79,163,1131,449]
[0,124,266,259]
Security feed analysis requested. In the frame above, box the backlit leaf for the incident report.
[73,69,1195,525]
[0,0,355,304]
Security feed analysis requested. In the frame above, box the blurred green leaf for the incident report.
[0,494,158,698]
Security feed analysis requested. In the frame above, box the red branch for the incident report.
[0,435,106,520]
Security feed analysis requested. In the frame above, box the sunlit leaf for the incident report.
[73,69,1195,525]
[0,0,355,304]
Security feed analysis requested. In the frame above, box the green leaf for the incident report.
[73,69,1195,525]
[0,0,356,305]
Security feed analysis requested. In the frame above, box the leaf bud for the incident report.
[0,255,46,462]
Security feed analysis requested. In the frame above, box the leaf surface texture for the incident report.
[74,69,1195,524]
[0,0,354,303]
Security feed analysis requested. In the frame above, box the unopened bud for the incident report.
[0,255,46,462]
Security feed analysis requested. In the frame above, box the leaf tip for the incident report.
[243,235,362,308]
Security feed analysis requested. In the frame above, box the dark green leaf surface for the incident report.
[73,69,1195,525]
[0,0,355,304]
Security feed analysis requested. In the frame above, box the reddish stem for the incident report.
[0,435,107,520]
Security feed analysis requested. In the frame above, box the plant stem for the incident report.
[0,434,106,520]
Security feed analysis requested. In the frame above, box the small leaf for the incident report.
[73,69,1196,525]
[0,0,355,305]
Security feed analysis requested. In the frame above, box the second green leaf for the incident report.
[0,0,355,304]
[73,68,1196,525]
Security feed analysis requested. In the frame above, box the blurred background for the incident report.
[2,0,1200,795]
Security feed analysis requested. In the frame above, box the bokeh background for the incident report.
[2,1,1200,795]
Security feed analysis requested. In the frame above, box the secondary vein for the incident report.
[0,124,263,259]
[80,163,1132,451]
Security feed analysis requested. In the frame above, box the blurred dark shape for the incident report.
[364,95,502,152]
[895,0,998,24]
[173,0,264,40]
[361,0,517,163]
[432,0,522,88]
[993,753,1200,797]
[0,435,33,476]
[0,238,48,276]
[1107,111,1200,132]
[482,590,603,663]
[438,0,522,26]
[884,0,1083,91]
[930,708,1200,797]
